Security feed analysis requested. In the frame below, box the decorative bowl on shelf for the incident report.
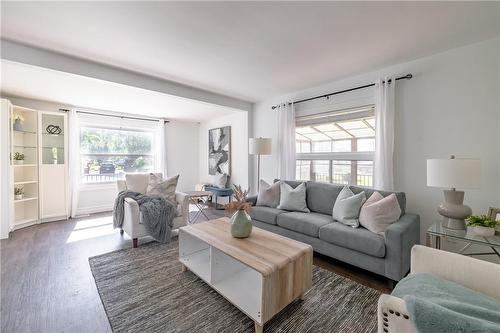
[15,194,23,200]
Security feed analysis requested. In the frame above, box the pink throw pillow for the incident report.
[359,192,401,234]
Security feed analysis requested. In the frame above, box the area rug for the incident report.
[89,241,381,333]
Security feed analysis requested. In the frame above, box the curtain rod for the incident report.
[271,73,412,110]
[59,109,170,123]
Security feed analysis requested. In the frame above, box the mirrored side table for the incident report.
[426,221,500,258]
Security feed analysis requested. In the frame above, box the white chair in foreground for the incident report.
[116,173,190,247]
[377,245,500,333]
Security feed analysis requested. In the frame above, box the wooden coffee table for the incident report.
[179,218,313,333]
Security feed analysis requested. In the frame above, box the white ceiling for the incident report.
[1,2,500,102]
[0,60,238,122]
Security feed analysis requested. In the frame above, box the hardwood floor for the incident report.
[1,207,390,333]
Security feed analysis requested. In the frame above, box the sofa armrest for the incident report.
[175,191,190,219]
[384,213,420,281]
[247,195,257,206]
[411,245,500,300]
[124,197,140,217]
[377,294,416,333]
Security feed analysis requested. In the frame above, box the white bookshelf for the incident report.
[7,103,69,232]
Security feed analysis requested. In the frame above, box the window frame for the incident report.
[78,122,158,185]
[295,105,375,186]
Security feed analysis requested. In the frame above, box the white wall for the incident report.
[0,95,201,216]
[165,121,200,192]
[0,99,12,239]
[252,38,500,245]
[199,111,249,190]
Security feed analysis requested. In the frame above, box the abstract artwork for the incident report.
[209,126,231,175]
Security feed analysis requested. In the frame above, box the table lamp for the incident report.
[249,138,272,191]
[427,156,480,229]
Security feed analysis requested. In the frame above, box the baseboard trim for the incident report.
[77,204,113,216]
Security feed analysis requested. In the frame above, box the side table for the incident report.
[426,221,500,258]
[184,191,212,224]
[204,186,233,210]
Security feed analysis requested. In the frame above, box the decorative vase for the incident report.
[472,226,495,237]
[13,119,23,131]
[14,160,23,165]
[230,209,252,238]
[15,194,23,200]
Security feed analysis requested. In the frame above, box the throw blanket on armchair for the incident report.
[113,191,176,244]
[392,273,500,333]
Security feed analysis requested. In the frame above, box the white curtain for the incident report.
[155,120,167,177]
[68,110,80,218]
[276,102,296,180]
[374,77,396,190]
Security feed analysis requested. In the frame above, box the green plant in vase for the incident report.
[13,152,25,165]
[225,184,252,238]
[14,186,24,200]
[466,215,500,237]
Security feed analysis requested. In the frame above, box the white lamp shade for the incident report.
[249,138,272,155]
[427,158,480,189]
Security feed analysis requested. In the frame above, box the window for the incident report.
[295,107,375,187]
[80,127,155,183]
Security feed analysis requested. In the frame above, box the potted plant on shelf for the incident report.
[13,114,24,131]
[13,152,25,165]
[14,187,24,200]
[225,184,252,238]
[466,215,500,237]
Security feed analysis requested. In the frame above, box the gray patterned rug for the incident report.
[89,240,380,333]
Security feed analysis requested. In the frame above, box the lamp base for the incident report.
[437,189,471,231]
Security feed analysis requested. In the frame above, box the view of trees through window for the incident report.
[296,114,375,187]
[80,127,154,183]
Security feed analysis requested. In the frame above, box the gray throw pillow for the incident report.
[146,174,179,203]
[332,186,366,227]
[277,182,310,213]
[256,180,280,208]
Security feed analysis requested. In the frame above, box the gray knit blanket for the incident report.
[113,191,176,244]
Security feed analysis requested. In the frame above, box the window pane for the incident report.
[312,160,330,183]
[357,161,373,187]
[333,140,352,152]
[312,141,331,153]
[296,160,311,181]
[357,138,375,152]
[332,160,351,185]
[80,127,154,183]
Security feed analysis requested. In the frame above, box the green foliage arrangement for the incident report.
[13,152,25,160]
[466,215,500,228]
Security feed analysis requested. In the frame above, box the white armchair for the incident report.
[117,174,190,247]
[377,245,500,333]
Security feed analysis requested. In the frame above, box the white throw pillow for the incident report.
[146,174,179,203]
[125,173,150,194]
[212,173,228,188]
[332,186,366,228]
[359,192,401,234]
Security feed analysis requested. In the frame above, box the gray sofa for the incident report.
[248,180,420,282]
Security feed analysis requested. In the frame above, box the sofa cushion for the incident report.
[332,186,366,228]
[319,222,386,257]
[250,206,286,225]
[351,185,406,216]
[306,181,344,215]
[277,212,333,237]
[359,192,401,234]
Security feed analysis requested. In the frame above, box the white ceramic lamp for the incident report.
[427,156,480,230]
[249,138,272,191]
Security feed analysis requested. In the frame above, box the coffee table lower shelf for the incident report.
[179,225,312,333]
